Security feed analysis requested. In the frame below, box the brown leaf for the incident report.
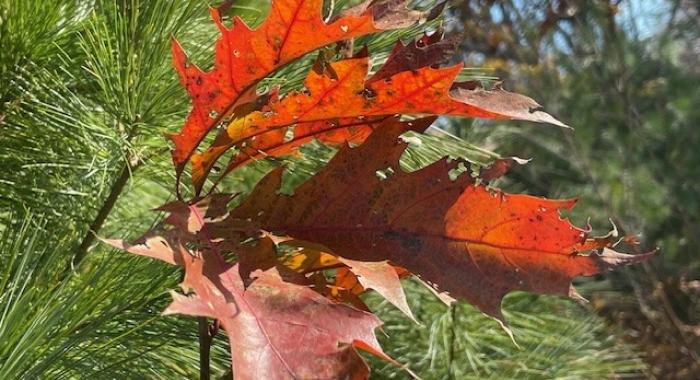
[227,117,651,321]
[450,81,570,129]
[368,31,457,84]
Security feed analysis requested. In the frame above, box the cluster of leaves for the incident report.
[104,0,652,378]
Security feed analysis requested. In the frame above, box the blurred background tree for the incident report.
[441,1,700,377]
[0,0,696,379]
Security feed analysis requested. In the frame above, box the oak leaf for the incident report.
[106,204,388,379]
[102,1,654,378]
[169,256,385,380]
[275,240,415,319]
[101,232,181,266]
[337,257,416,321]
[225,117,652,320]
[170,0,440,169]
[190,52,568,193]
[195,31,456,183]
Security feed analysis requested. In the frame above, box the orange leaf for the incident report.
[280,240,342,273]
[274,241,414,319]
[190,31,455,190]
[220,116,386,172]
[227,117,652,321]
[190,53,567,193]
[170,0,439,169]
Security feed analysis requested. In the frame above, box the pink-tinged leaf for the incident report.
[157,193,234,233]
[338,257,416,322]
[100,233,180,266]
[164,245,386,380]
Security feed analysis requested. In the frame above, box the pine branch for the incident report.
[72,159,133,267]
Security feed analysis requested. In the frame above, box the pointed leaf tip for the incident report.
[597,247,657,270]
[450,84,571,128]
[339,258,417,323]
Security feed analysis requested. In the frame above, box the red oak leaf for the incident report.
[226,117,652,321]
[170,0,440,169]
[189,54,567,192]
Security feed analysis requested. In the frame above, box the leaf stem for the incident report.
[447,304,458,380]
[199,317,212,380]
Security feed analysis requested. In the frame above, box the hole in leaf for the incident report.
[448,162,468,180]
[283,125,295,143]
[375,167,395,181]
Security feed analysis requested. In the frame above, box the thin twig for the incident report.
[446,304,458,379]
[68,146,169,272]
[199,317,212,380]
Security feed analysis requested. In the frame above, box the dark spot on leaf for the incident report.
[358,87,377,100]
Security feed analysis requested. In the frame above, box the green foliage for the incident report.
[0,212,224,379]
[368,282,644,379]
[0,1,225,378]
